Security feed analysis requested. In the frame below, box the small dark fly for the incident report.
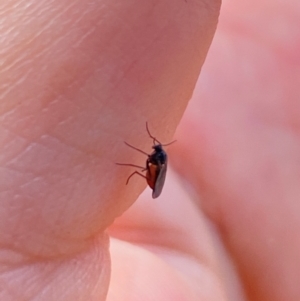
[116,122,175,198]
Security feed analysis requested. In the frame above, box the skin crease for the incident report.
[1,1,299,301]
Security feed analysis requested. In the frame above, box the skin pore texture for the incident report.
[1,0,300,301]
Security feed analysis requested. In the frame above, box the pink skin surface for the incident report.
[1,0,299,300]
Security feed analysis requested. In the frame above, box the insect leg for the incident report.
[116,163,146,169]
[126,171,147,185]
[124,142,149,156]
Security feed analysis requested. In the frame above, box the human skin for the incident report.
[170,1,300,301]
[0,0,220,300]
[1,0,299,301]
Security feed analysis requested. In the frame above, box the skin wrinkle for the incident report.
[1,89,109,161]
[3,141,77,180]
[1,235,107,300]
[0,133,29,164]
[0,219,102,261]
[142,242,219,296]
[107,239,225,301]
[2,164,68,199]
[1,151,101,256]
[1,9,52,69]
[0,68,33,101]
[7,266,52,299]
[72,26,97,49]
[111,226,203,263]
[1,3,105,114]
[110,215,217,270]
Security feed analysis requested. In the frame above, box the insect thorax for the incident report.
[149,145,167,165]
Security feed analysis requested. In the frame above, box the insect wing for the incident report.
[152,163,167,198]
[146,164,157,190]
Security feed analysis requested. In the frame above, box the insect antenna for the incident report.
[146,122,161,145]
[116,163,146,170]
[160,140,176,147]
[146,122,176,146]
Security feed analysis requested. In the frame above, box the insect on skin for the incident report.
[116,122,176,198]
